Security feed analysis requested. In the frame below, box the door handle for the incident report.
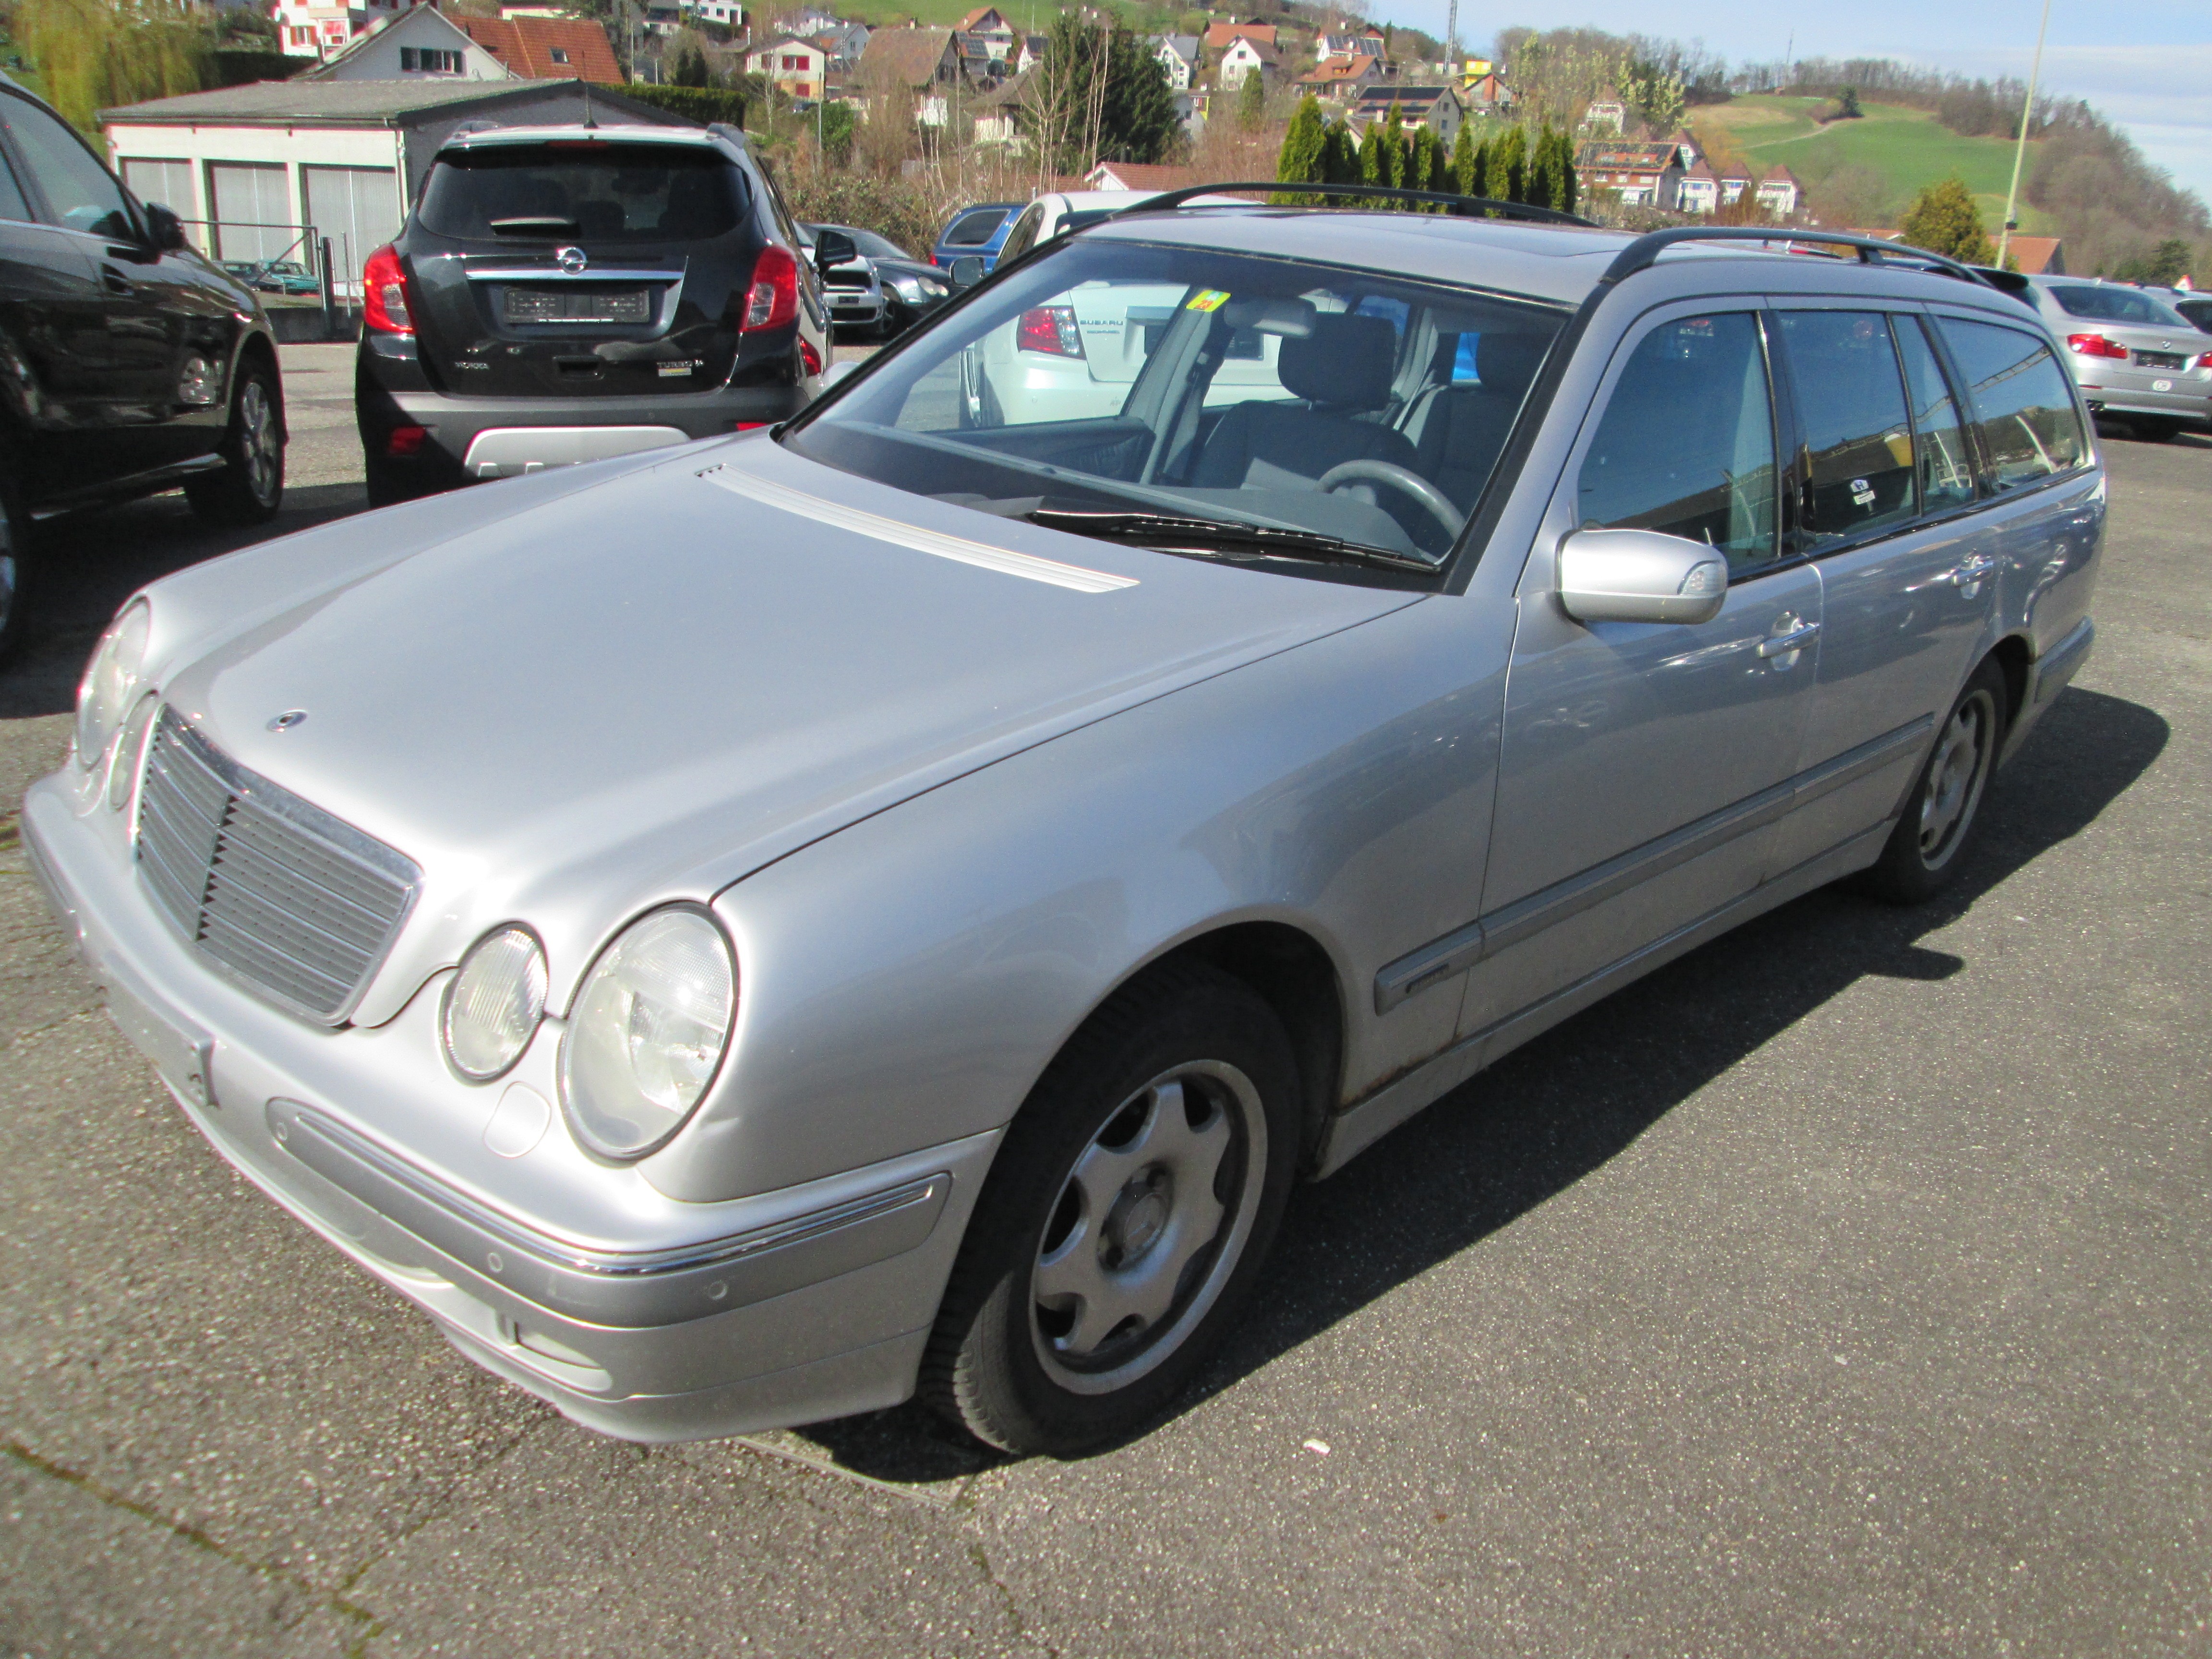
[1950,554,1997,596]
[1757,621,1822,659]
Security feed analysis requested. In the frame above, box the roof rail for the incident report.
[1103,180,1598,228]
[1594,226,2004,293]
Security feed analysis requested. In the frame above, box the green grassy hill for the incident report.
[1690,95,2056,233]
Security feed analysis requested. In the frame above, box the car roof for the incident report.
[1041,190,1252,213]
[1080,208,2045,315]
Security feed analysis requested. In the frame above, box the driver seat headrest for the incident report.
[1279,313,1399,411]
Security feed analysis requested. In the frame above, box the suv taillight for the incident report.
[1016,304,1084,357]
[362,244,413,334]
[2065,333,2128,360]
[742,245,799,331]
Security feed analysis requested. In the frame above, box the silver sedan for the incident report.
[26,209,2104,1455]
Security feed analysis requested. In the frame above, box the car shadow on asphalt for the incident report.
[0,482,368,721]
[791,683,2169,1478]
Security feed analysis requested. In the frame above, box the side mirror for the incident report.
[820,359,861,390]
[143,201,188,253]
[948,255,986,290]
[1556,527,1730,625]
[811,228,856,275]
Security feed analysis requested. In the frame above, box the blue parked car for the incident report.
[930,201,1022,272]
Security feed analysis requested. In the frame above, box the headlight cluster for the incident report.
[75,599,156,811]
[439,907,735,1162]
[890,273,947,303]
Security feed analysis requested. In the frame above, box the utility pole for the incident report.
[1444,0,1458,69]
[1998,0,2054,270]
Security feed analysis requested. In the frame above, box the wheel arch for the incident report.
[1986,630,2034,733]
[229,327,286,442]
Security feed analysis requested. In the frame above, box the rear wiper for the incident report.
[489,216,580,237]
[1026,508,1440,574]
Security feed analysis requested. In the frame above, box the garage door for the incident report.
[118,157,197,227]
[303,166,400,301]
[208,162,291,264]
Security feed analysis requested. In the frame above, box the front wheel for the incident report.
[185,360,284,526]
[1854,658,2007,904]
[922,964,1300,1455]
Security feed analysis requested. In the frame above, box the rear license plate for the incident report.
[503,286,650,324]
[2135,350,2187,370]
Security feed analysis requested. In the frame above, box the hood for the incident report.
[148,437,1419,1022]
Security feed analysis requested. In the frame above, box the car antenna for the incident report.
[581,82,597,130]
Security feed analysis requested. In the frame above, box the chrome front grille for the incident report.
[135,709,420,1023]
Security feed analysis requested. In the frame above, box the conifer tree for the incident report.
[1274,95,1327,204]
[1409,126,1439,208]
[1899,176,1996,264]
[1493,124,1527,204]
[1450,123,1477,196]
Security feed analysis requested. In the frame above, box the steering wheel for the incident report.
[1316,460,1465,541]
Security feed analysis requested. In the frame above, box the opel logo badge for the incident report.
[267,710,307,733]
[556,245,588,275]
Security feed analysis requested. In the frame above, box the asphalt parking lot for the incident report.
[1,349,2206,1658]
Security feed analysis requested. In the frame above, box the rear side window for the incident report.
[2044,284,2189,328]
[1935,318,2087,491]
[1774,310,1915,545]
[1894,318,1976,515]
[944,208,1007,247]
[418,145,740,242]
[1577,312,1779,571]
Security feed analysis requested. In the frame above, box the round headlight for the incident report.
[75,599,150,772]
[442,926,548,1082]
[558,907,734,1159]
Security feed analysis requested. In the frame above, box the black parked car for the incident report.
[356,121,836,506]
[801,221,950,340]
[0,75,285,662]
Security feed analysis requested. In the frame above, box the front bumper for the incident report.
[21,771,998,1443]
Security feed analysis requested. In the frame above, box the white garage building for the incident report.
[100,79,694,295]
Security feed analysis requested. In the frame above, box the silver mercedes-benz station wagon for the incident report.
[25,192,2103,1455]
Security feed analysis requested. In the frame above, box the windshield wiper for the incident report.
[1026,508,1441,574]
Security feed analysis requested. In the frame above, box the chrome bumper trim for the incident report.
[266,1098,951,1329]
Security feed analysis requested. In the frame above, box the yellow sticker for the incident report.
[1186,289,1231,312]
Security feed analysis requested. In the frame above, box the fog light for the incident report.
[442,926,547,1082]
[179,356,216,405]
[386,425,428,457]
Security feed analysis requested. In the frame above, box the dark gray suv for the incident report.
[354,121,836,505]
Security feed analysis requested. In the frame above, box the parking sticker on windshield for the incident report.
[1186,289,1231,312]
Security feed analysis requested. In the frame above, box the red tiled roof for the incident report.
[1086,162,1197,192]
[453,15,621,84]
[1202,21,1275,49]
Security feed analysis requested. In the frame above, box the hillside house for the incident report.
[814,20,869,72]
[1669,129,1699,168]
[1754,164,1800,217]
[448,16,621,82]
[1016,34,1046,72]
[1084,161,1198,192]
[958,7,1016,60]
[2005,235,2064,275]
[1463,71,1512,114]
[745,34,830,98]
[859,26,962,124]
[275,0,406,61]
[300,5,512,80]
[679,0,745,28]
[1153,35,1198,91]
[1202,21,1276,52]
[1677,158,1719,213]
[1173,87,1209,133]
[1297,53,1382,103]
[1718,165,1751,204]
[1348,85,1464,147]
[970,74,1025,147]
[1216,35,1280,89]
[1319,31,1386,60]
[1581,98,1624,132]
[1575,139,1684,208]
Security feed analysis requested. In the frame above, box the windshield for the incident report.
[419,144,740,242]
[782,238,1566,567]
[2047,284,2192,328]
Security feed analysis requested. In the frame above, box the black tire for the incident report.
[922,962,1300,1455]
[0,472,32,668]
[1854,657,2008,904]
[185,357,284,526]
[363,453,433,509]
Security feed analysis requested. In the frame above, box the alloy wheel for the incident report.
[1918,689,1995,867]
[1029,1059,1266,1396]
[240,379,280,505]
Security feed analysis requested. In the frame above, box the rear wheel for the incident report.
[922,964,1299,1455]
[185,360,284,525]
[1855,658,2007,904]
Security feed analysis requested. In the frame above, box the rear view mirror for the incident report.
[1557,528,1730,625]
[948,255,986,290]
[812,228,856,275]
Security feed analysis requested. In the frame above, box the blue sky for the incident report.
[1389,0,2212,207]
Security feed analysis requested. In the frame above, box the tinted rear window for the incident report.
[943,208,1008,246]
[418,145,741,242]
[2045,284,2189,328]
